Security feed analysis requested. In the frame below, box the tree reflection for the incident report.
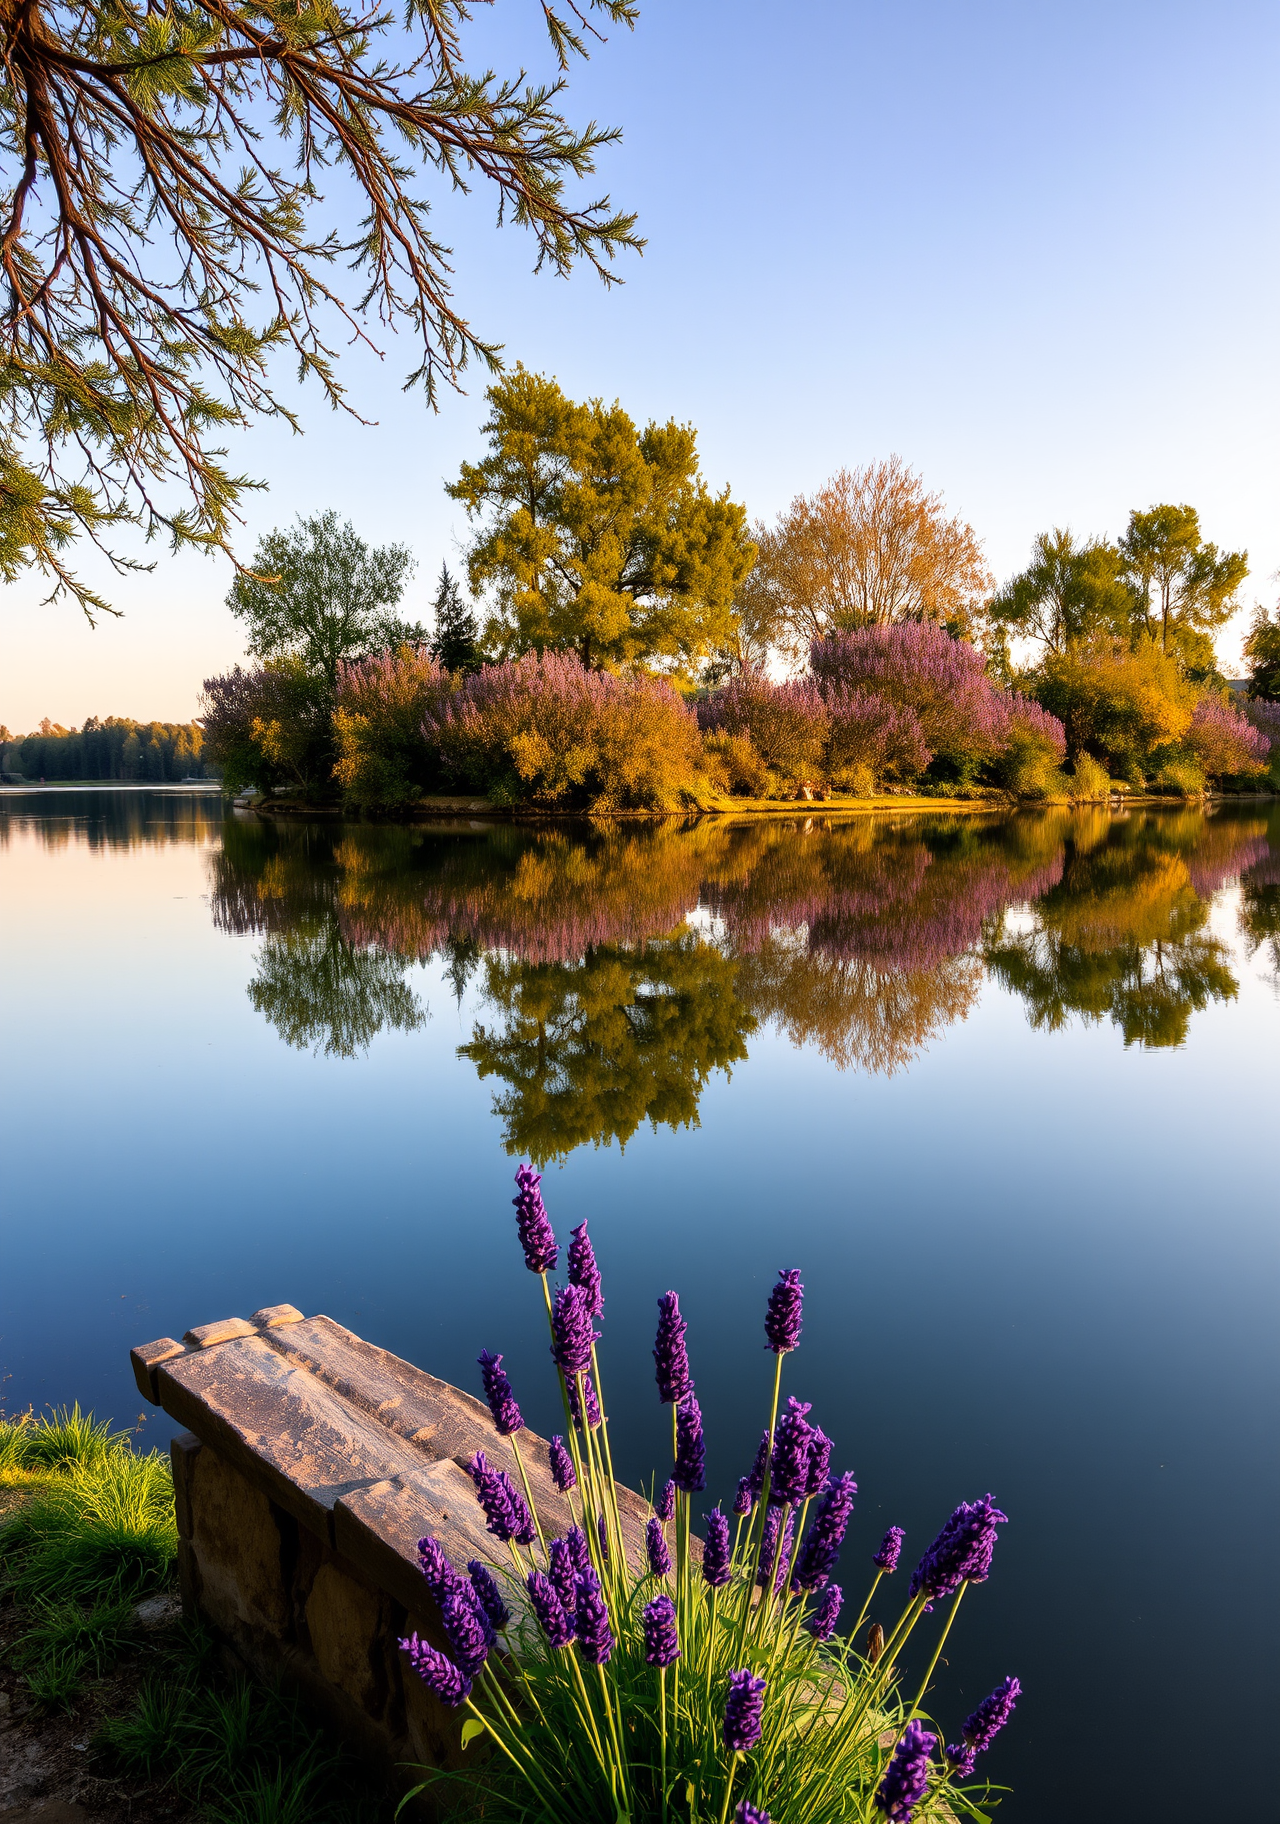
[248,923,426,1058]
[982,811,1265,1046]
[460,937,753,1160]
[209,803,1274,1136]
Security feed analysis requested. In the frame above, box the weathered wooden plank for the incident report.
[155,1333,441,1545]
[184,1317,257,1349]
[335,1462,501,1618]
[250,1303,305,1329]
[131,1337,187,1404]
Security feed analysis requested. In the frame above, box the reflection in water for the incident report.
[0,787,225,851]
[206,805,1275,1158]
[1239,848,1280,991]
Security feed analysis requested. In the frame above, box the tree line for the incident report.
[200,369,1278,809]
[1,717,212,783]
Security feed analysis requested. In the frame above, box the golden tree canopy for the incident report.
[744,456,993,664]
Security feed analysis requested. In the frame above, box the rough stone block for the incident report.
[251,1304,305,1329]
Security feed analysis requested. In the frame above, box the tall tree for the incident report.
[746,458,993,663]
[989,529,1136,654]
[448,369,756,672]
[429,565,481,673]
[226,512,415,686]
[1243,602,1280,702]
[1118,505,1247,660]
[1,0,641,615]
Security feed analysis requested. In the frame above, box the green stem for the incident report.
[850,1568,884,1640]
[717,1750,742,1824]
[906,1584,967,1724]
[659,1665,669,1824]
[509,1431,547,1561]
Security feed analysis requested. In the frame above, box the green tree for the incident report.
[1,0,641,616]
[1118,505,1247,662]
[449,369,756,672]
[1243,602,1280,702]
[989,529,1136,654]
[429,565,482,674]
[227,513,415,687]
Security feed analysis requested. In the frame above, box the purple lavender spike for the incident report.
[873,1526,904,1574]
[723,1669,766,1752]
[568,1220,604,1318]
[734,1477,754,1518]
[548,1434,576,1493]
[653,1292,694,1405]
[770,1397,814,1506]
[808,1582,842,1641]
[805,1427,833,1498]
[477,1350,523,1437]
[764,1268,804,1354]
[908,1496,1009,1608]
[526,1570,574,1650]
[574,1566,614,1665]
[466,1560,510,1630]
[655,1480,676,1523]
[674,1393,706,1493]
[398,1633,471,1706]
[513,1162,558,1273]
[646,1516,672,1578]
[703,1507,731,1589]
[550,1283,596,1379]
[875,1721,936,1821]
[643,1593,681,1668]
[547,1536,578,1631]
[791,1470,857,1591]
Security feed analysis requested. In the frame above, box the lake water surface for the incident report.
[2,789,1278,1821]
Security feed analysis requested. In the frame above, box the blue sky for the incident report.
[3,0,1277,729]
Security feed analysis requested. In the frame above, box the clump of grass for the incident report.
[1,1406,177,1706]
[98,1631,369,1824]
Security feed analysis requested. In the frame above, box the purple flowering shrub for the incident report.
[697,673,829,781]
[332,645,455,808]
[200,658,333,795]
[399,1168,1021,1824]
[1184,693,1269,780]
[811,622,1018,778]
[423,652,703,810]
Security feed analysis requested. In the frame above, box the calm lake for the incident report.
[2,788,1278,1820]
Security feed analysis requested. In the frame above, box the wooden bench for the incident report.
[132,1307,649,1803]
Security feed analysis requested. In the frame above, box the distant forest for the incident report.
[1,717,216,782]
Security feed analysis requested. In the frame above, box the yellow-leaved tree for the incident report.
[448,369,756,673]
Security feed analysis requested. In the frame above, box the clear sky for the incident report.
[3,0,1277,731]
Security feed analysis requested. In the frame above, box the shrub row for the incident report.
[202,626,1274,811]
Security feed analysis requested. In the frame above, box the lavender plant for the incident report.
[400,1166,1020,1822]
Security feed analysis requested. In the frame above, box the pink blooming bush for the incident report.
[810,623,1015,776]
[333,645,456,808]
[1185,694,1270,779]
[697,674,829,780]
[424,652,703,810]
[823,686,932,787]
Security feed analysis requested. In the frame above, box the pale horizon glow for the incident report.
[2,0,1277,732]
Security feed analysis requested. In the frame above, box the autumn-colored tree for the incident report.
[1,0,640,614]
[989,529,1136,654]
[743,457,993,662]
[1033,641,1197,775]
[448,370,755,672]
[1118,505,1247,664]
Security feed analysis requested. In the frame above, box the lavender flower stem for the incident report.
[508,1432,547,1561]
[596,1662,629,1807]
[851,1569,884,1639]
[659,1665,669,1824]
[716,1752,743,1824]
[907,1583,968,1725]
[736,1351,784,1664]
[589,1340,626,1573]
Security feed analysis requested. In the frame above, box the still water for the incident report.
[2,789,1278,1820]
